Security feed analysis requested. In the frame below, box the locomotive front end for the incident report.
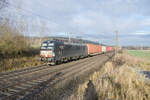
[40,41,55,62]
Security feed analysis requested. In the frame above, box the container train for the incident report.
[40,40,114,64]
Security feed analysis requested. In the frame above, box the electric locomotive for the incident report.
[40,40,88,64]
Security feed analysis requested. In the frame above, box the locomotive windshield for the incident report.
[40,42,54,50]
[42,43,47,47]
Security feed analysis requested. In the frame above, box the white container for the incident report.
[102,46,106,52]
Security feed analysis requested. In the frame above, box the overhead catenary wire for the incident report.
[0,0,55,24]
[0,0,82,39]
[0,0,60,38]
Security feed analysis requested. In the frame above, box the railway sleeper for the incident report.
[14,84,32,90]
[0,91,14,97]
[6,80,52,100]
[21,83,33,88]
[0,94,6,100]
[35,79,47,83]
[15,86,27,90]
[7,88,20,93]
[26,82,39,85]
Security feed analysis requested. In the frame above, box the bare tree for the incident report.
[16,0,24,33]
[0,0,8,10]
[0,0,9,23]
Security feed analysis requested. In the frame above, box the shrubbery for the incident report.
[0,20,31,58]
[69,53,150,100]
[0,20,42,72]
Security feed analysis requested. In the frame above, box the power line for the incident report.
[0,0,57,35]
[0,0,8,9]
[0,0,55,24]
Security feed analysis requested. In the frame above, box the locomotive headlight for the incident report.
[53,53,55,57]
[40,51,44,55]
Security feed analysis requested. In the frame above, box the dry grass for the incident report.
[0,56,44,72]
[0,20,30,58]
[117,50,150,71]
[0,19,42,72]
[69,51,150,100]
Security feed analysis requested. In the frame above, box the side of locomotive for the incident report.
[60,43,88,60]
[40,40,88,64]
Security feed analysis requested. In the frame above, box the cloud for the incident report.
[2,0,150,46]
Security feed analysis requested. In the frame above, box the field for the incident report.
[68,51,150,100]
[128,50,150,60]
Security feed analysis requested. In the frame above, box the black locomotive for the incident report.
[40,40,88,64]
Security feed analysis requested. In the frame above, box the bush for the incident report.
[0,20,41,72]
[0,20,30,58]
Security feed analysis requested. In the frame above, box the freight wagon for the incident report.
[86,44,102,56]
[106,46,113,52]
[102,46,106,53]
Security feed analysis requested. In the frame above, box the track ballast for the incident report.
[0,52,114,100]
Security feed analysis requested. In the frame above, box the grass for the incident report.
[128,50,150,60]
[0,19,43,72]
[0,56,44,72]
[68,51,150,100]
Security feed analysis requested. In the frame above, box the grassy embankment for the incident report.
[0,21,44,72]
[68,51,150,100]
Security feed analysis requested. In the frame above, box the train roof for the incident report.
[42,38,113,47]
[42,40,86,46]
[47,37,100,45]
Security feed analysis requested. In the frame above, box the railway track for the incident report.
[0,52,114,100]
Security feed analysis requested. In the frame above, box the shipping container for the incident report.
[86,44,102,55]
[106,46,113,52]
[102,46,106,52]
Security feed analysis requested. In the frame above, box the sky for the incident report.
[1,0,150,46]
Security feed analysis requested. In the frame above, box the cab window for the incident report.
[47,47,53,50]
[42,43,47,46]
[41,46,47,50]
